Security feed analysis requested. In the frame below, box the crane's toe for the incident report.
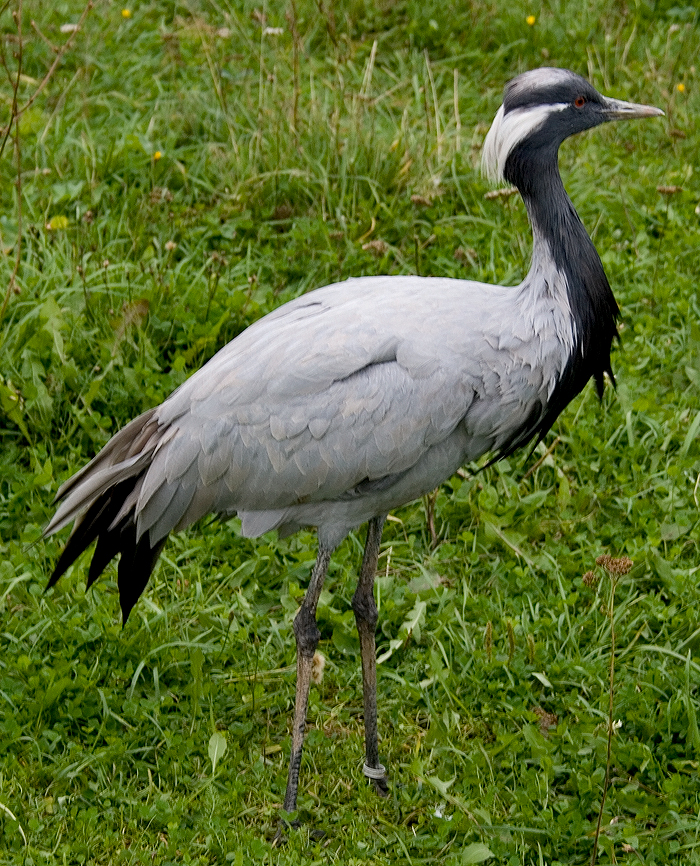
[271,817,297,848]
[370,776,390,797]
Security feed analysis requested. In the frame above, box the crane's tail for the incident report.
[44,407,169,622]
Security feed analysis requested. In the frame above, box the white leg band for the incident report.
[363,763,387,780]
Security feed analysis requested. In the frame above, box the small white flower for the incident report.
[60,23,79,33]
[263,26,284,35]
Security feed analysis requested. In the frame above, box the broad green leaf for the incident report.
[208,732,227,774]
[680,409,700,457]
[462,842,495,864]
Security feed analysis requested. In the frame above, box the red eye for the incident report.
[574,96,586,108]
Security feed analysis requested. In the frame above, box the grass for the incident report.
[1,0,700,863]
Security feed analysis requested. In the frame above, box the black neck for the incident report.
[507,146,618,385]
[500,145,619,451]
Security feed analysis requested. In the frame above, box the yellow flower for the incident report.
[526,14,536,25]
[677,82,686,93]
[154,151,162,160]
[47,215,69,231]
[121,9,131,18]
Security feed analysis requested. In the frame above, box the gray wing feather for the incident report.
[49,274,569,550]
[46,453,150,536]
[197,448,229,486]
[49,409,158,506]
[134,354,473,544]
[149,480,197,543]
[174,483,218,533]
[164,437,199,484]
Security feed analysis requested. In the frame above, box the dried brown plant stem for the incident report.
[0,0,23,325]
[0,1,93,325]
[1,2,23,162]
[16,2,93,123]
[30,19,59,53]
[522,436,561,481]
[453,68,460,153]
[287,0,300,136]
[591,572,618,866]
[192,10,239,159]
[314,0,337,46]
[424,50,441,160]
[423,489,438,548]
[0,106,23,321]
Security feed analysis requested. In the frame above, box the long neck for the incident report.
[491,146,620,456]
[506,149,619,398]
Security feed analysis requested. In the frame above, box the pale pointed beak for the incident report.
[602,97,665,120]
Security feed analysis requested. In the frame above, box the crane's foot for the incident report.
[271,826,285,849]
[272,819,326,847]
[271,816,299,848]
[370,775,390,797]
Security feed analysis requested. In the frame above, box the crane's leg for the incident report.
[352,515,389,796]
[279,543,332,825]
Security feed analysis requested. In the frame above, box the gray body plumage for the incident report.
[48,257,573,552]
[44,68,663,824]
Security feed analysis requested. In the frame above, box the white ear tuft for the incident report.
[481,105,505,184]
[481,103,567,185]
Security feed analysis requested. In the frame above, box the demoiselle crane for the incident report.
[45,68,663,821]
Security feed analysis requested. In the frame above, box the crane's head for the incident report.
[481,68,663,186]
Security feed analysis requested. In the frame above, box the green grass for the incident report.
[1,0,700,863]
